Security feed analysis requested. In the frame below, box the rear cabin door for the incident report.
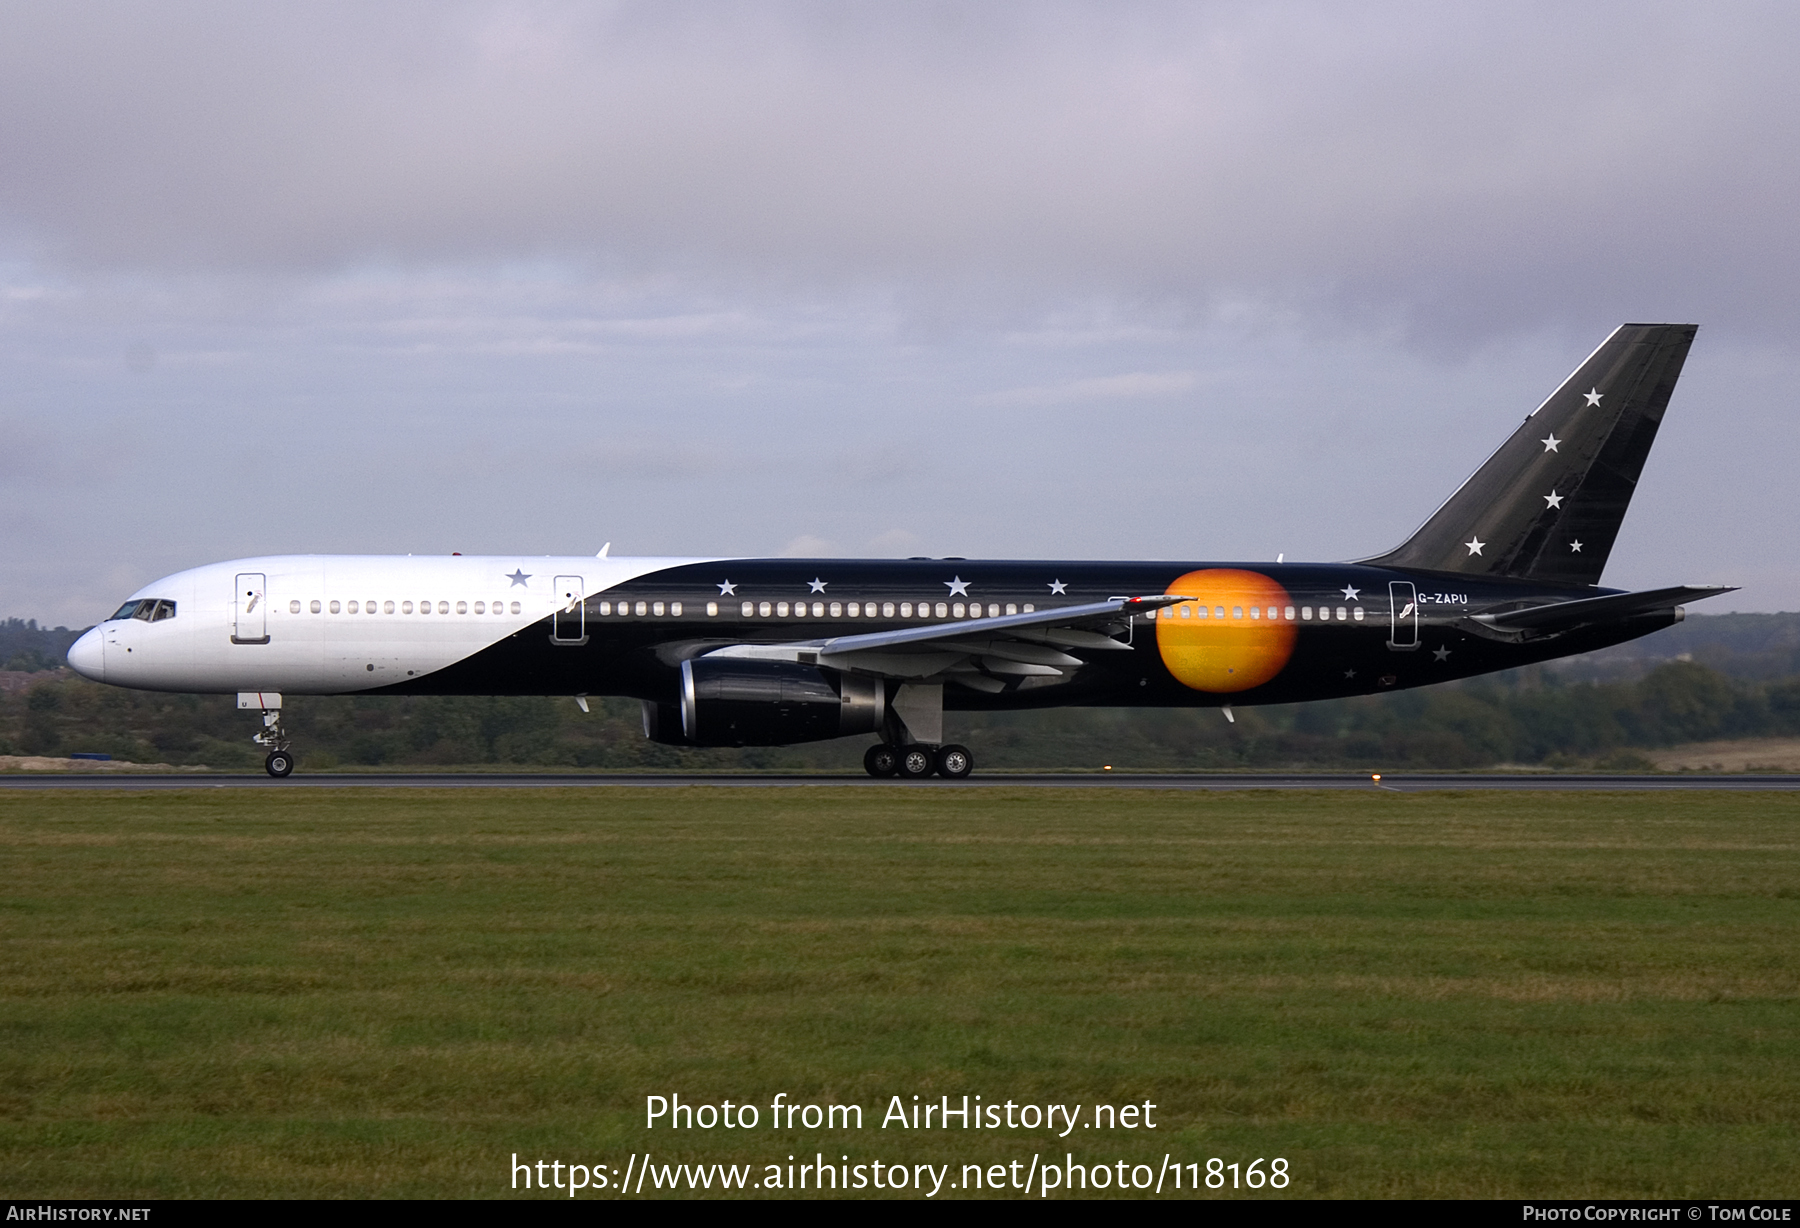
[1387,581,1419,651]
[233,573,269,644]
[552,575,587,645]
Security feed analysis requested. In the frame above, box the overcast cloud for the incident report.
[2,1,1796,624]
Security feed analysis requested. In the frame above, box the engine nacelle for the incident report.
[643,658,885,747]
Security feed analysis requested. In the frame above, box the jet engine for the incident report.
[642,658,885,747]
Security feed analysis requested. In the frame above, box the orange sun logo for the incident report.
[1155,569,1298,693]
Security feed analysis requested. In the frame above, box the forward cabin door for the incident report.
[552,575,587,645]
[1387,581,1419,651]
[233,573,269,645]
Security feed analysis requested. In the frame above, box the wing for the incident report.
[701,594,1189,692]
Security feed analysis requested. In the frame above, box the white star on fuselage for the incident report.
[1583,388,1603,407]
[1542,434,1561,453]
[808,578,828,594]
[1569,539,1584,553]
[506,569,531,587]
[1465,537,1485,556]
[1341,586,1360,601]
[1544,490,1563,509]
[717,580,736,595]
[1048,580,1067,594]
[1343,668,1357,679]
[1432,645,1451,662]
[945,576,970,597]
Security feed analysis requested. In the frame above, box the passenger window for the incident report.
[830,602,843,617]
[953,603,966,618]
[1301,607,1312,620]
[1336,607,1347,620]
[1284,606,1295,620]
[885,603,898,617]
[289,600,301,614]
[329,600,340,614]
[510,602,521,614]
[777,602,790,617]
[347,601,359,614]
[846,602,858,617]
[384,601,395,614]
[757,601,771,617]
[935,602,948,618]
[1179,605,1191,618]
[402,601,414,614]
[1023,603,1035,613]
[809,602,821,617]
[1354,607,1365,621]
[456,601,467,614]
[1215,606,1225,619]
[365,600,376,613]
[1006,603,1017,616]
[1249,606,1259,619]
[900,602,913,617]
[472,601,483,614]
[632,601,646,616]
[438,601,449,614]
[311,600,322,614]
[707,601,719,617]
[652,601,666,617]
[1233,606,1243,619]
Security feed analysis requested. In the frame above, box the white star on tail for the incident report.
[1465,537,1485,556]
[1542,434,1561,453]
[1544,490,1563,509]
[1569,540,1583,553]
[1583,388,1603,407]
[945,576,970,597]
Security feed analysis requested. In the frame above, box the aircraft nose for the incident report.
[67,627,104,681]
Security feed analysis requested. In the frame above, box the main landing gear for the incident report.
[864,743,973,780]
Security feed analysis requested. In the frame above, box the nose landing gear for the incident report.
[862,743,974,780]
[239,692,295,778]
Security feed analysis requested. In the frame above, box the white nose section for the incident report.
[67,627,105,681]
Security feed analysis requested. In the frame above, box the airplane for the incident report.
[66,323,1730,778]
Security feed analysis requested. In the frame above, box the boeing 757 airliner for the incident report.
[67,324,1728,777]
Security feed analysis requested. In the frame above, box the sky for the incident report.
[3,1,1797,626]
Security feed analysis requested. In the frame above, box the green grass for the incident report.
[2,788,1797,1198]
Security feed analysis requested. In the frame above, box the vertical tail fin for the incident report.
[1367,323,1697,585]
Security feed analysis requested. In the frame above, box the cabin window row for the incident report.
[288,600,524,615]
[1144,605,1365,622]
[734,600,1029,620]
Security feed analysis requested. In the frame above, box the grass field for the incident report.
[2,787,1796,1199]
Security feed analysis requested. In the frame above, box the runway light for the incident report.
[1372,774,1382,782]
[1103,765,1112,771]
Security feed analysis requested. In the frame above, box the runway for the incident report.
[3,771,1799,791]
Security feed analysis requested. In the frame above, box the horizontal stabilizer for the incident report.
[1473,585,1734,635]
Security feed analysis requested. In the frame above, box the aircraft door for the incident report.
[233,573,270,644]
[1387,581,1419,651]
[552,575,587,645]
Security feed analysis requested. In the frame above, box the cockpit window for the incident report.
[113,599,176,622]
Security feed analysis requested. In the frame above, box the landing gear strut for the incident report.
[863,742,974,780]
[244,693,294,778]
